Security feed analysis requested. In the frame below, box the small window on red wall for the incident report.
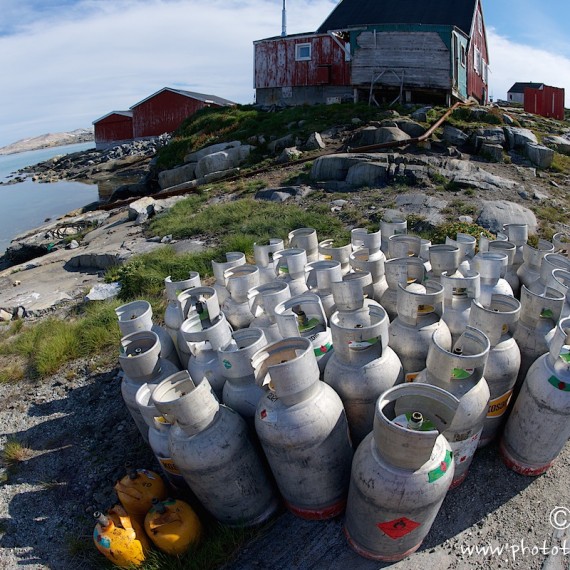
[295,43,311,61]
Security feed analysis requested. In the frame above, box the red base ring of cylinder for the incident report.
[499,439,552,476]
[344,526,422,561]
[285,498,346,520]
[449,470,468,490]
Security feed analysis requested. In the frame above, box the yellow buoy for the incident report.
[114,467,168,523]
[93,506,148,568]
[144,498,203,555]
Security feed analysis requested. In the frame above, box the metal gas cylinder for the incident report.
[318,238,352,275]
[273,247,309,296]
[426,244,462,282]
[387,234,421,260]
[380,256,425,321]
[253,238,284,284]
[164,273,201,364]
[253,337,353,519]
[503,223,528,271]
[414,327,490,487]
[220,328,268,421]
[221,264,260,329]
[512,286,565,396]
[119,330,180,442]
[152,371,279,525]
[501,317,570,475]
[487,240,520,297]
[479,231,507,254]
[324,304,404,444]
[551,269,570,319]
[288,227,319,262]
[330,271,380,326]
[469,295,521,447]
[93,507,148,568]
[344,383,459,562]
[247,281,290,343]
[420,239,432,273]
[305,259,343,318]
[527,252,570,295]
[211,251,246,305]
[144,498,202,555]
[179,311,233,400]
[471,251,514,305]
[176,286,221,369]
[350,247,389,303]
[116,300,180,368]
[114,467,168,523]
[446,233,476,275]
[553,231,570,257]
[274,292,333,374]
[135,383,189,492]
[440,270,480,345]
[351,227,382,258]
[516,239,555,289]
[388,281,452,381]
[380,217,407,255]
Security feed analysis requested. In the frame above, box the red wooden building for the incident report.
[524,85,565,121]
[255,0,490,106]
[131,88,235,139]
[93,111,133,150]
[254,32,351,106]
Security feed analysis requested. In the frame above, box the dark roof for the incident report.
[131,87,235,109]
[93,110,133,124]
[317,0,477,35]
[507,82,544,94]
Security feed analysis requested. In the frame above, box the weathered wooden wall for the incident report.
[350,31,450,89]
[467,0,489,102]
[254,34,350,89]
[525,86,565,121]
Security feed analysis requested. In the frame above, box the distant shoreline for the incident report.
[0,129,94,156]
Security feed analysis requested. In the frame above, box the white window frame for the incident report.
[460,45,467,68]
[474,46,481,74]
[295,43,312,61]
[477,13,482,35]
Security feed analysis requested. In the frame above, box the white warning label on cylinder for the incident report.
[450,428,482,465]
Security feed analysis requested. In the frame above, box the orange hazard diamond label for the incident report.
[377,517,421,539]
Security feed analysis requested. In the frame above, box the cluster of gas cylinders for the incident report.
[108,221,570,563]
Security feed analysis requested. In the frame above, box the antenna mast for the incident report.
[281,0,287,37]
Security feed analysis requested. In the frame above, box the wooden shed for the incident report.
[506,82,544,105]
[254,32,352,106]
[93,111,133,150]
[254,0,490,106]
[131,88,235,139]
[524,85,565,121]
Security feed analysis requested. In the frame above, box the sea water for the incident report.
[0,142,99,255]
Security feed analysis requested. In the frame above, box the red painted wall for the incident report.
[524,86,565,121]
[467,0,489,103]
[255,34,350,89]
[132,90,215,138]
[94,114,133,144]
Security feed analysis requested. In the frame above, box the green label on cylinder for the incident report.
[428,450,453,483]
[548,375,570,391]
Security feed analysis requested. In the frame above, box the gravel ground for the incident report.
[0,350,568,570]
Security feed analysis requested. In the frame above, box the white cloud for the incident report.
[0,0,335,146]
[487,28,570,105]
[1,1,569,148]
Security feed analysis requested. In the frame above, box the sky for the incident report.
[0,0,569,148]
